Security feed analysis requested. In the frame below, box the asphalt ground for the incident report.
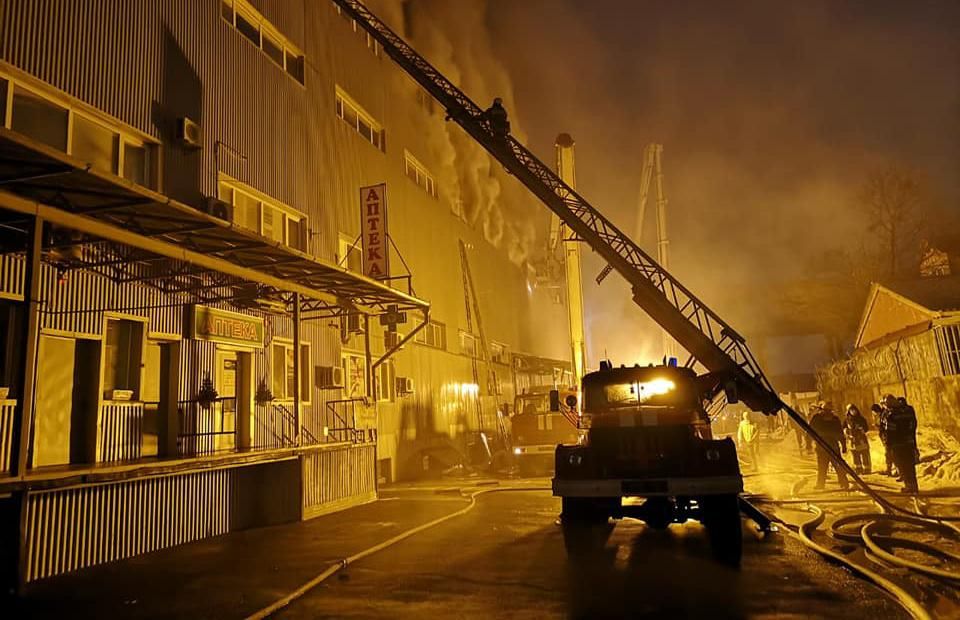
[271,484,908,620]
[12,444,947,619]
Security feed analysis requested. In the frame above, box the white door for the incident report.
[34,335,75,467]
[215,349,237,451]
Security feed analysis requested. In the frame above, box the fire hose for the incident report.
[772,403,960,619]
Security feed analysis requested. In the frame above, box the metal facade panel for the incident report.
[302,443,375,514]
[25,467,234,582]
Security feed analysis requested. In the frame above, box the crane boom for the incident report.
[332,0,778,414]
[554,134,587,386]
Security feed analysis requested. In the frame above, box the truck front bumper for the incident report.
[552,475,743,498]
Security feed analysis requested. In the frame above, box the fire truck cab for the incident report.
[511,389,581,476]
[552,362,743,565]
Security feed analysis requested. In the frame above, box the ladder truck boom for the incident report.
[330,0,777,414]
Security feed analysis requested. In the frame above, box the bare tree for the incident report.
[858,165,926,278]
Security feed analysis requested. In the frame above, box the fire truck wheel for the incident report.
[642,497,672,530]
[700,494,743,567]
[562,497,610,525]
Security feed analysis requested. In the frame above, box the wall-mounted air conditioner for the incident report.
[341,313,365,334]
[177,117,203,149]
[316,365,344,389]
[202,196,234,222]
[395,376,414,396]
[385,331,403,350]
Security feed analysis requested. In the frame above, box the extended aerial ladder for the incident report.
[332,0,956,521]
[334,0,778,415]
[458,239,509,448]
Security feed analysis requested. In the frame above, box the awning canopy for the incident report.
[0,128,428,319]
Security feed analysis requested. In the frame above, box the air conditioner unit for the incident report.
[341,313,365,334]
[177,117,203,149]
[395,376,414,396]
[202,196,234,222]
[385,331,403,350]
[315,365,344,389]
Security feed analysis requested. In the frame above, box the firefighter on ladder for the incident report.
[481,98,511,139]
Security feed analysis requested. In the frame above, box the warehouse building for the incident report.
[0,0,569,589]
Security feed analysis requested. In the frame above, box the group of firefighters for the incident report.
[735,394,920,494]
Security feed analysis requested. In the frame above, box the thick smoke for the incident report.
[369,0,540,265]
[485,0,960,367]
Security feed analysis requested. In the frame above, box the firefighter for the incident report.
[884,395,919,493]
[794,406,813,455]
[844,404,871,474]
[873,400,896,476]
[737,411,760,469]
[481,97,511,139]
[810,401,848,490]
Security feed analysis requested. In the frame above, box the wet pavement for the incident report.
[11,463,928,619]
[273,484,908,619]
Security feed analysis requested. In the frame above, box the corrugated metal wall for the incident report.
[302,443,376,518]
[25,467,233,582]
[98,402,144,462]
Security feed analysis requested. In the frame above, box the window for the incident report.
[218,176,307,251]
[404,151,438,199]
[11,86,68,151]
[332,3,382,57]
[222,0,306,85]
[335,88,385,152]
[271,341,311,403]
[415,87,434,114]
[460,331,478,358]
[72,114,119,173]
[338,235,363,272]
[376,360,395,402]
[103,319,144,399]
[122,142,149,185]
[4,77,157,188]
[342,353,367,399]
[415,320,447,350]
[936,324,960,376]
[490,342,508,365]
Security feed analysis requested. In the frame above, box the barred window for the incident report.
[935,324,960,376]
[404,151,438,199]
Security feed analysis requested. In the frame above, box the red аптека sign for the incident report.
[360,183,389,280]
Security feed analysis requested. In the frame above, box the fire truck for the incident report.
[511,388,581,476]
[551,362,744,565]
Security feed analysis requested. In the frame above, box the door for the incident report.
[140,340,162,457]
[215,349,238,451]
[34,335,75,467]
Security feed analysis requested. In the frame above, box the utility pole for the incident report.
[554,133,587,386]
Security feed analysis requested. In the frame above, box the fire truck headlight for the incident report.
[568,454,583,466]
[706,448,721,462]
[513,447,522,455]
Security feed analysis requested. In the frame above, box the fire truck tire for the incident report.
[643,497,672,530]
[562,497,611,525]
[701,494,742,567]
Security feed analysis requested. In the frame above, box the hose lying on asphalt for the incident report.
[245,485,550,620]
[830,513,960,583]
[797,505,932,620]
